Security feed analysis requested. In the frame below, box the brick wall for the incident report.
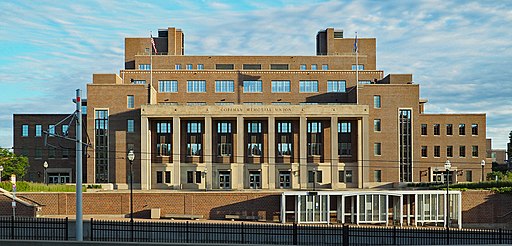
[0,194,37,217]
[461,190,512,223]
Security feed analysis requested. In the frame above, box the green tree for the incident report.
[0,148,29,181]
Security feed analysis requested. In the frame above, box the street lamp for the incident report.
[127,150,135,242]
[481,160,485,182]
[43,161,49,185]
[0,165,3,182]
[444,160,451,229]
[204,167,208,191]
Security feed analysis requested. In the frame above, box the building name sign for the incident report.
[219,107,293,113]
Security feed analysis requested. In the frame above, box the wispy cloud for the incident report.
[0,0,511,150]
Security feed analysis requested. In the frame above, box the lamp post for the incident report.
[127,150,135,242]
[0,165,3,182]
[43,161,48,185]
[481,160,485,182]
[204,167,208,191]
[444,160,451,229]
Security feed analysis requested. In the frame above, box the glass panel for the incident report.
[380,195,386,221]
[359,195,365,221]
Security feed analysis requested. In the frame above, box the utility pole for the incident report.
[76,89,83,241]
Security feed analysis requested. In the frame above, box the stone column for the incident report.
[331,116,339,189]
[267,116,276,189]
[173,117,181,189]
[299,116,307,189]
[140,116,151,190]
[204,116,212,190]
[236,116,245,189]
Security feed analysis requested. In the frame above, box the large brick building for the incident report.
[14,27,490,190]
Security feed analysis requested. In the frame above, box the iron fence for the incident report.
[0,216,68,241]
[90,219,512,245]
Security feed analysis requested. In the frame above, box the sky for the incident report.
[0,0,511,151]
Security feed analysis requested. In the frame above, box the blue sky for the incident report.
[1,0,511,150]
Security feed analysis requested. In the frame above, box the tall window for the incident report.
[197,64,204,70]
[22,124,28,137]
[62,125,69,136]
[327,80,346,92]
[447,146,453,158]
[466,170,473,182]
[271,81,291,93]
[399,109,412,182]
[217,121,232,156]
[433,124,440,135]
[421,146,427,157]
[374,170,382,182]
[95,110,109,183]
[322,64,328,70]
[127,120,134,133]
[459,123,466,135]
[247,121,262,156]
[311,64,317,70]
[446,124,453,136]
[175,64,181,70]
[187,171,202,184]
[35,124,42,137]
[277,121,292,156]
[374,95,381,108]
[421,124,427,135]
[338,121,352,156]
[156,121,172,156]
[215,80,235,93]
[186,64,193,70]
[434,146,440,157]
[374,119,381,132]
[472,145,479,157]
[374,143,382,156]
[158,80,178,92]
[48,124,55,137]
[299,80,318,93]
[459,145,466,157]
[139,64,150,70]
[308,170,322,183]
[48,147,56,158]
[472,124,478,135]
[127,95,134,108]
[187,121,202,156]
[307,121,322,156]
[300,64,306,70]
[187,80,206,93]
[243,80,262,93]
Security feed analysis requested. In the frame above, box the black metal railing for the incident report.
[90,219,512,245]
[0,216,68,241]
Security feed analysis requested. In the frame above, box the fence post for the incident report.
[342,225,349,246]
[241,222,244,244]
[446,227,449,245]
[393,226,397,245]
[65,217,69,241]
[186,221,190,243]
[293,223,298,245]
[11,215,14,240]
[130,218,134,242]
[499,228,503,244]
[90,218,94,241]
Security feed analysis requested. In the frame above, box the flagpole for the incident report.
[355,32,359,105]
[150,31,153,104]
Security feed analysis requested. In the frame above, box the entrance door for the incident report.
[279,171,291,188]
[219,171,231,189]
[249,171,261,189]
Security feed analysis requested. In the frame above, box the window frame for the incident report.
[327,80,346,93]
[158,80,178,93]
[271,80,291,93]
[127,95,135,109]
[243,80,263,93]
[215,80,235,93]
[299,80,319,93]
[187,80,207,93]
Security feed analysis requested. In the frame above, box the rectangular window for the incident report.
[421,146,427,157]
[195,171,202,183]
[215,64,234,70]
[466,170,473,182]
[127,95,134,108]
[308,121,322,156]
[48,147,56,158]
[373,95,381,108]
[459,145,466,157]
[127,120,134,133]
[158,80,178,92]
[374,119,381,132]
[48,124,55,137]
[374,143,381,156]
[434,146,440,157]
[327,80,346,92]
[339,143,352,156]
[352,64,364,70]
[132,80,146,84]
[346,170,353,183]
[472,124,478,135]
[322,64,328,70]
[299,80,318,93]
[447,146,453,158]
[187,102,207,106]
[62,149,69,158]
[247,121,262,156]
[187,121,202,156]
[374,170,382,182]
[338,122,351,133]
[217,121,232,156]
[186,64,193,70]
[35,124,42,137]
[187,80,206,93]
[139,64,151,70]
[187,171,202,183]
[156,121,172,156]
[446,124,453,136]
[339,171,345,182]
[433,124,440,135]
[472,145,479,157]
[156,171,163,183]
[421,124,427,135]
[243,64,261,70]
[215,80,235,93]
[311,64,317,70]
[22,124,29,137]
[62,125,69,136]
[95,110,109,183]
[270,64,289,70]
[459,123,466,135]
[165,171,171,183]
[300,64,306,70]
[35,147,42,159]
[243,80,262,93]
[215,102,234,105]
[359,80,371,84]
[175,64,181,70]
[277,121,292,156]
[271,80,291,93]
[197,64,204,70]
